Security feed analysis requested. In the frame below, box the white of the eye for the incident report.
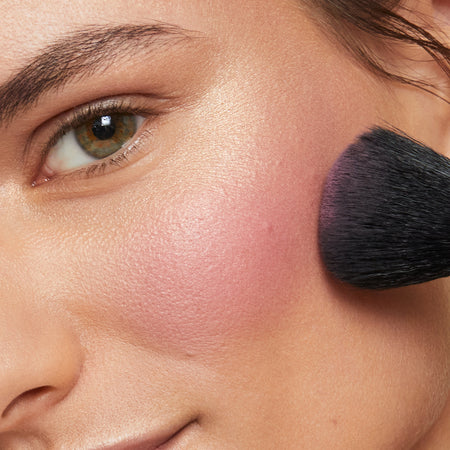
[45,115,145,172]
[46,130,97,172]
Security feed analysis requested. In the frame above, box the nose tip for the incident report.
[0,310,82,432]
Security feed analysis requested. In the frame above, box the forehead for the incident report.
[0,0,242,78]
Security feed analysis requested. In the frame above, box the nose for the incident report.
[0,302,82,432]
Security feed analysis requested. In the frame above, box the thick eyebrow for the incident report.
[0,23,194,126]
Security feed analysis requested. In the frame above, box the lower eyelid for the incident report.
[32,126,157,193]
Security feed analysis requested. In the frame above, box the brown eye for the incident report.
[75,114,138,159]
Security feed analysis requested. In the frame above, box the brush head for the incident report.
[319,127,450,289]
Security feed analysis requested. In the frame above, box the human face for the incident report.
[0,0,449,448]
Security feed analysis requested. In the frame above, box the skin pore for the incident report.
[0,0,449,448]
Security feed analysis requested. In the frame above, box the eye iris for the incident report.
[75,114,138,159]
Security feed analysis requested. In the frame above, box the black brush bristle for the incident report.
[319,127,450,289]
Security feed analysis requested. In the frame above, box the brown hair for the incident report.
[302,0,450,102]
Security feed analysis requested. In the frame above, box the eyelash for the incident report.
[33,98,159,185]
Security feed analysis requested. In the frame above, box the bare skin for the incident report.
[0,0,449,448]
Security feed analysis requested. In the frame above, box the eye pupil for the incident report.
[92,115,116,140]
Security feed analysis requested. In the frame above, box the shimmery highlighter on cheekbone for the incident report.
[319,127,450,289]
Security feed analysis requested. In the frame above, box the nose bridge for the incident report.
[0,291,83,431]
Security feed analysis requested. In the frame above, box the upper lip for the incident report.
[91,420,195,450]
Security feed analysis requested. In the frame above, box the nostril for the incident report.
[1,386,54,419]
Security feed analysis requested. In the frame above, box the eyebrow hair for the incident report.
[0,23,194,125]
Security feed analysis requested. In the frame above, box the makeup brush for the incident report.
[318,127,450,289]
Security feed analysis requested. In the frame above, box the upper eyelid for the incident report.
[29,94,171,145]
[43,98,160,151]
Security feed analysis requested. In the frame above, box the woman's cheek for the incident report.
[100,143,323,352]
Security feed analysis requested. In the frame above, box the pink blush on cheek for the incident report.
[109,173,318,352]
